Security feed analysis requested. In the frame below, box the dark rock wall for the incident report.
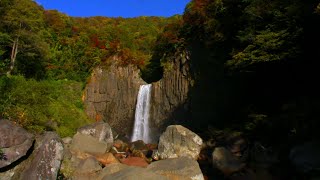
[149,51,192,142]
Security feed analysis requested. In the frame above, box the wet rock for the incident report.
[129,140,148,152]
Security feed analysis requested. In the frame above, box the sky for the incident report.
[35,0,191,18]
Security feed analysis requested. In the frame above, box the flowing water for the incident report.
[131,84,152,143]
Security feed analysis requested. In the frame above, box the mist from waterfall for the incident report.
[131,84,152,143]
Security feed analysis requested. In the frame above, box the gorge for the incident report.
[1,0,320,179]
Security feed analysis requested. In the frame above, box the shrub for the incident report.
[0,75,92,137]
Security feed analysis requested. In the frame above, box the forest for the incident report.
[1,0,320,174]
[0,0,180,136]
[145,0,320,146]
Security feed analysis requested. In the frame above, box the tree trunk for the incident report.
[6,37,18,75]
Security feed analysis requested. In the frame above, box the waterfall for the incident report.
[131,84,152,143]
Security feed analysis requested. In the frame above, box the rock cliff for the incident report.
[149,50,192,141]
[83,64,146,136]
[83,51,192,142]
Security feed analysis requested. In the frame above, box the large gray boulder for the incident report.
[70,122,113,155]
[155,125,203,160]
[20,132,64,180]
[96,163,129,179]
[0,120,34,168]
[78,121,113,144]
[71,157,102,180]
[147,157,204,180]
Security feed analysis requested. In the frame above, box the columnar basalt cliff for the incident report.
[83,64,146,136]
[83,52,192,142]
[149,50,192,142]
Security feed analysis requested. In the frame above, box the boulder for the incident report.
[72,157,102,180]
[290,141,320,173]
[70,122,113,155]
[147,157,205,180]
[62,137,73,144]
[120,157,149,168]
[94,153,120,166]
[96,163,129,179]
[102,166,169,180]
[156,125,203,160]
[113,139,128,152]
[212,147,245,176]
[71,133,110,155]
[20,132,64,180]
[0,120,34,169]
[78,121,113,146]
[129,140,148,152]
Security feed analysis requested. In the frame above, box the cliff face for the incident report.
[83,64,146,136]
[149,50,192,142]
[83,51,192,143]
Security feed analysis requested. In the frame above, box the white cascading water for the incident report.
[131,84,152,143]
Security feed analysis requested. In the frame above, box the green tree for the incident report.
[1,0,49,78]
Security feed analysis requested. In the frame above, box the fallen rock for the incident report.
[129,140,148,151]
[95,152,120,166]
[62,137,73,144]
[113,139,129,153]
[102,166,169,180]
[96,163,129,179]
[147,157,205,180]
[78,121,113,144]
[0,120,34,169]
[156,125,203,160]
[70,122,114,155]
[120,157,149,168]
[20,132,64,180]
[72,157,102,180]
[71,133,110,155]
